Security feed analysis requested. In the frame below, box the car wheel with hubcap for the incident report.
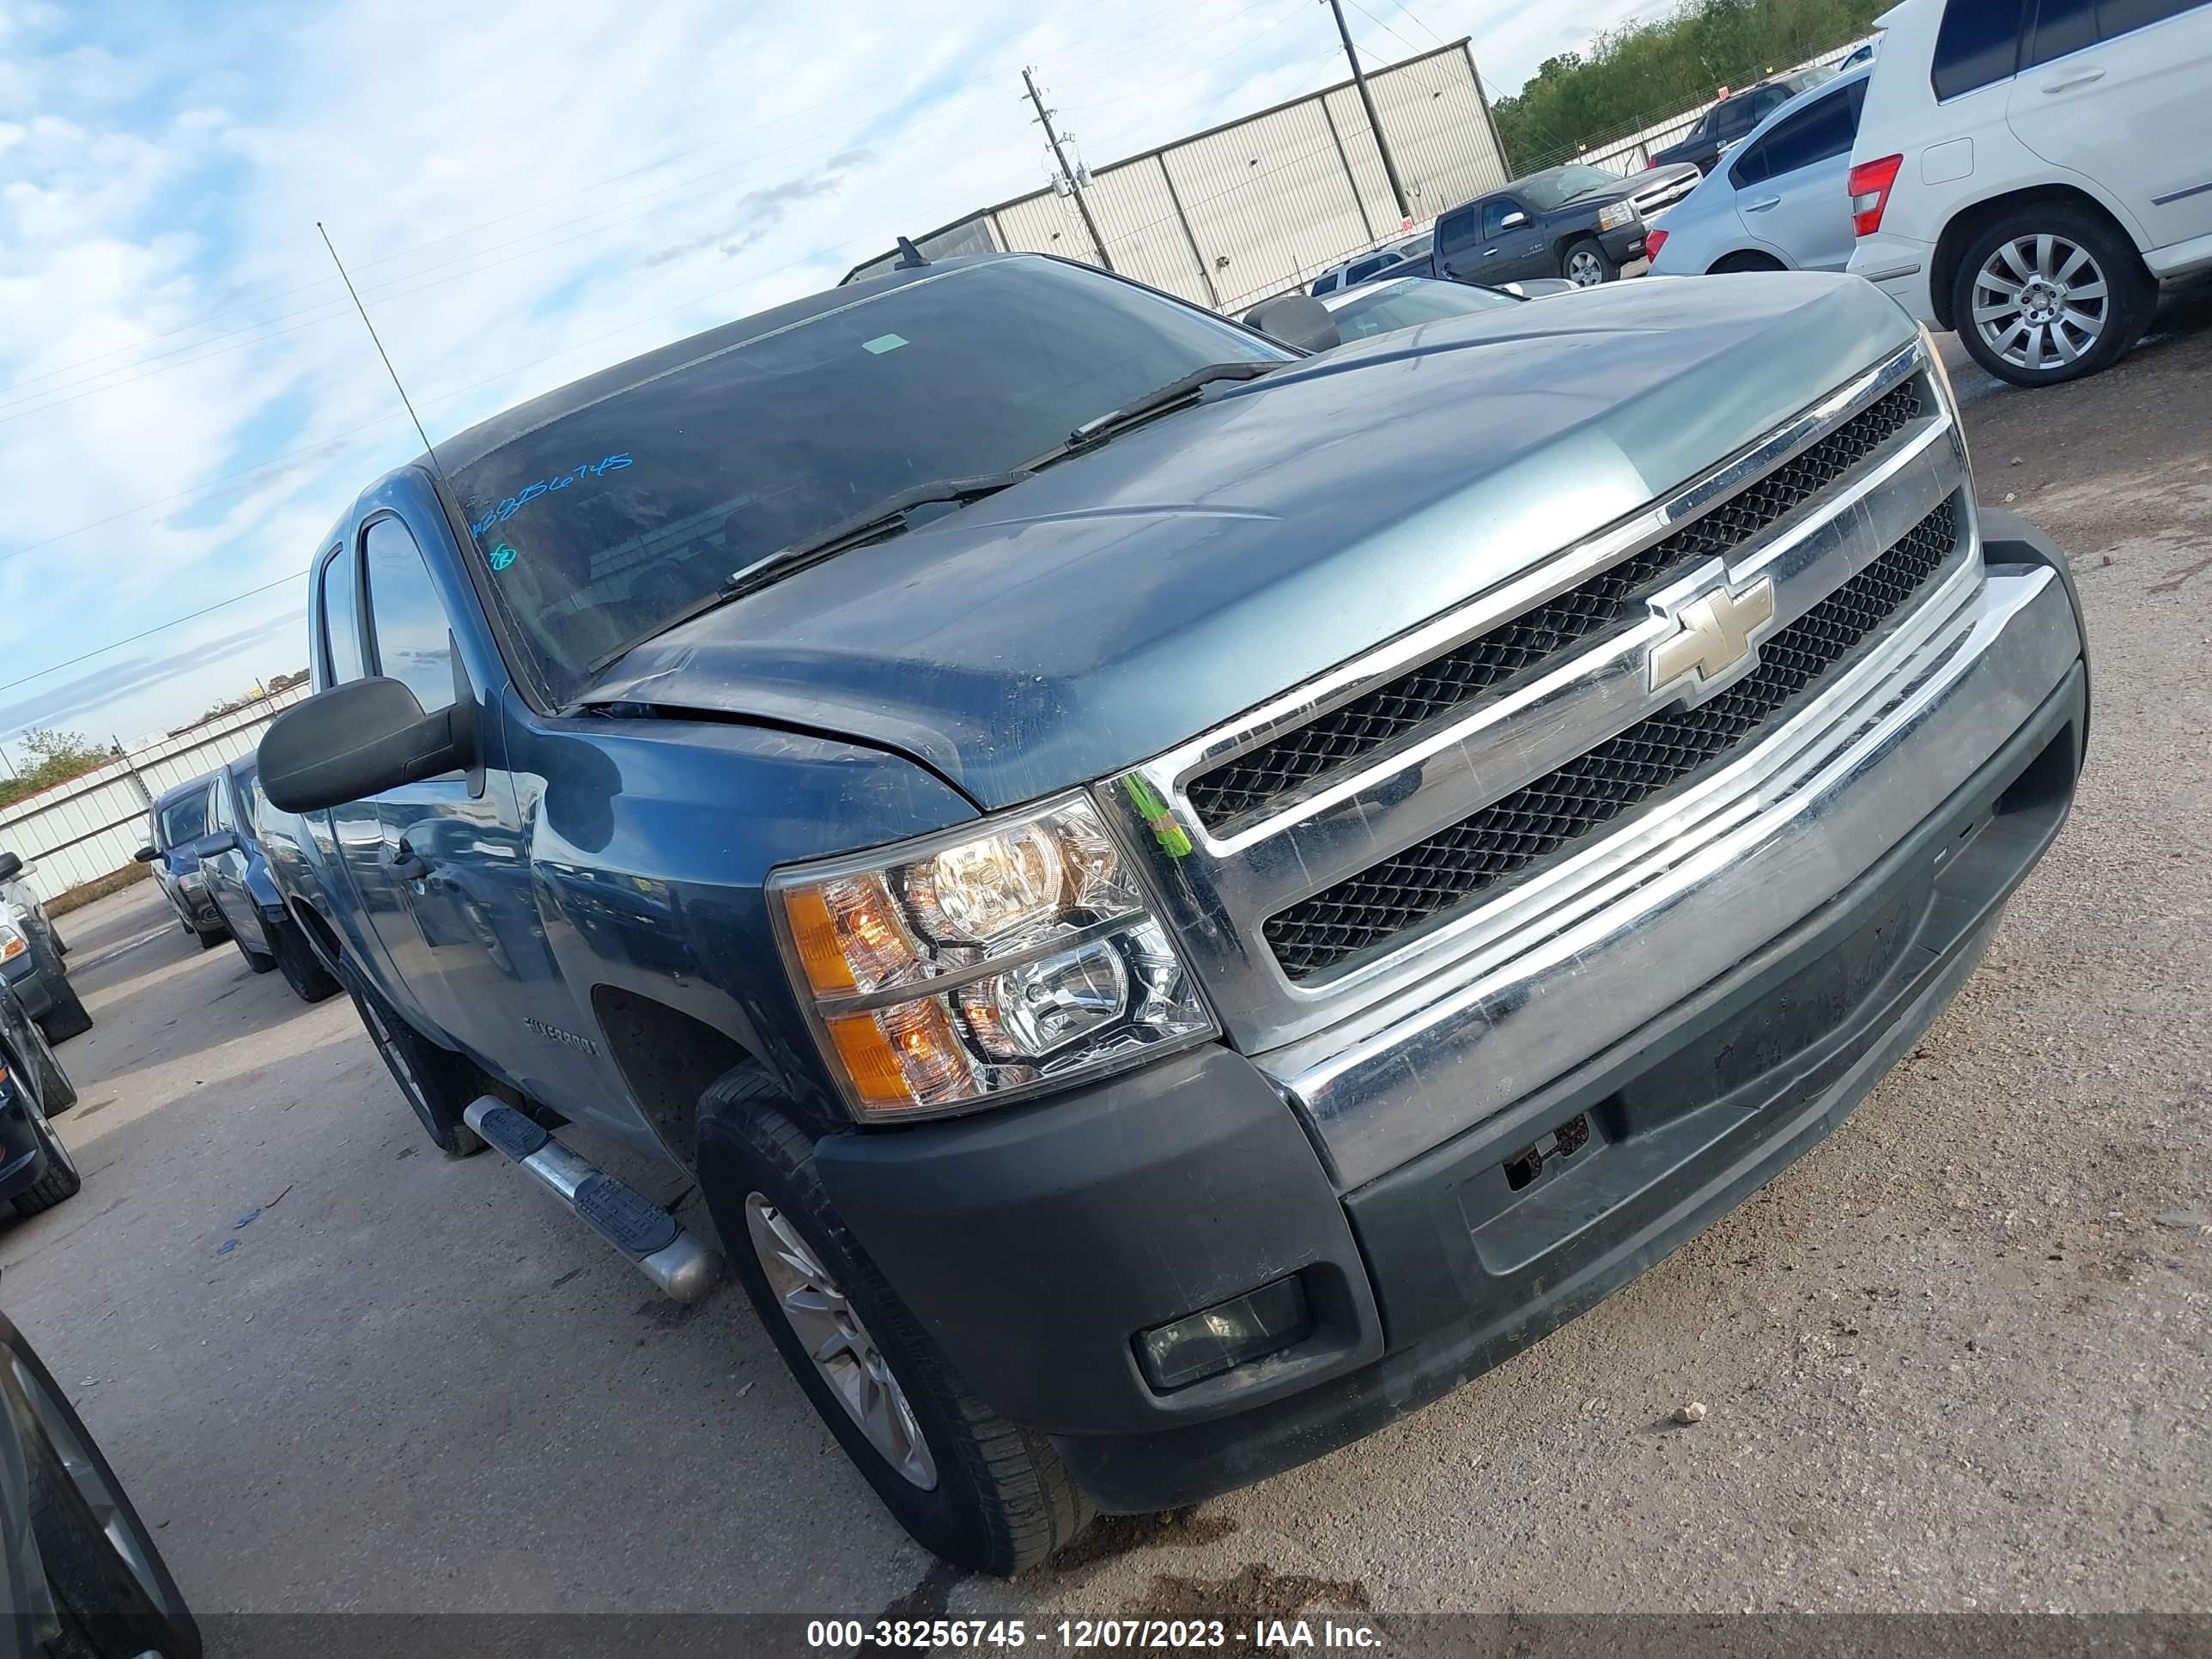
[1952,205,2152,388]
[1564,238,1616,287]
[697,1064,1092,1574]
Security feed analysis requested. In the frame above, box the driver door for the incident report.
[1475,196,1549,283]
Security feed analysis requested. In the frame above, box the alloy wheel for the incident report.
[1972,234,2108,374]
[1567,249,1606,286]
[744,1193,938,1490]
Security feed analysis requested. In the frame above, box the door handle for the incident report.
[2041,69,2105,92]
[1744,196,1782,213]
[1483,246,1499,257]
[387,837,430,882]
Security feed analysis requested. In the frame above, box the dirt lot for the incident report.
[4,295,2208,1638]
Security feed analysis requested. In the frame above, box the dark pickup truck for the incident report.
[1412,162,1680,289]
[258,252,2087,1573]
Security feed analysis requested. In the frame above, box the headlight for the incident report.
[1598,201,1636,232]
[772,794,1215,1121]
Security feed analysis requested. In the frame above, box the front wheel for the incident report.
[5,1313,203,1657]
[35,971,92,1045]
[348,977,485,1157]
[1563,238,1617,287]
[1951,205,2153,387]
[268,917,342,1003]
[9,1084,82,1216]
[234,930,278,975]
[697,1066,1092,1575]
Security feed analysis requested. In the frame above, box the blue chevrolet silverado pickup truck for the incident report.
[258,251,2087,1572]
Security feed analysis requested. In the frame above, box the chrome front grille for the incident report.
[1185,380,1927,829]
[1103,337,1979,1064]
[1262,497,1960,978]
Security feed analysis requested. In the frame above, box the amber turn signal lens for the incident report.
[782,886,857,996]
[823,1001,976,1112]
[0,936,23,962]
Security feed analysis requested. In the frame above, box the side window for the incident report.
[1480,198,1516,237]
[1933,0,2028,98]
[1731,82,1864,187]
[1312,270,1340,295]
[1711,97,1764,141]
[362,518,458,715]
[1436,205,1479,252]
[2027,0,2097,64]
[319,544,365,686]
[206,780,228,834]
[2095,0,2209,37]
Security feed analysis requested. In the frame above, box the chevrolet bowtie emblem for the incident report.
[1648,574,1778,694]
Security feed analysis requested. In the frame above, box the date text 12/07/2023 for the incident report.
[802,1616,1383,1650]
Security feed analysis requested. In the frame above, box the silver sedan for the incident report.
[1646,65,1870,278]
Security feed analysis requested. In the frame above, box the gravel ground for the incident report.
[3,295,2207,1638]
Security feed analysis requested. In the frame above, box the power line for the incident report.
[0,576,301,698]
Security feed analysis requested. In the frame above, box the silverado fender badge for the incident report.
[524,1016,600,1057]
[1648,572,1778,700]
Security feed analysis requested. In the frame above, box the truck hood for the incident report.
[585,272,1915,811]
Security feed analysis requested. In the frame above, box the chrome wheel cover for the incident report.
[744,1193,937,1490]
[1972,233,2108,373]
[1567,249,1606,286]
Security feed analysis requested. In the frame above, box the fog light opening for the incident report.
[1134,1275,1314,1393]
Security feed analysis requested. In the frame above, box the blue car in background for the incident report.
[192,757,342,1004]
[133,775,228,949]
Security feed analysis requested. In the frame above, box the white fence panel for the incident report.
[0,686,312,902]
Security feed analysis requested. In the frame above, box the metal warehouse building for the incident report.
[845,40,1508,313]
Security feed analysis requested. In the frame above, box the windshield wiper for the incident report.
[1028,362,1279,469]
[582,473,1030,677]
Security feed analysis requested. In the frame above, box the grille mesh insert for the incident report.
[1261,497,1960,981]
[1188,379,1926,825]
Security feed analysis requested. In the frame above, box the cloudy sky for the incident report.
[0,0,1651,754]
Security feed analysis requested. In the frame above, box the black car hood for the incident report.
[585,273,1914,811]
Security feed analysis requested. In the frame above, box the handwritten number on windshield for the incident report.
[471,453,633,538]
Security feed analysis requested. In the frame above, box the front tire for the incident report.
[347,975,485,1157]
[9,1083,82,1216]
[268,917,342,1003]
[36,972,93,1045]
[1563,237,1617,287]
[194,923,226,951]
[1951,204,2154,387]
[697,1066,1092,1575]
[234,930,278,975]
[5,1312,203,1657]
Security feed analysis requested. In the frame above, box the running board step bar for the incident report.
[464,1097,722,1304]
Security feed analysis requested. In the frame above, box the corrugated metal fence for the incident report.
[0,687,310,903]
[848,41,1509,314]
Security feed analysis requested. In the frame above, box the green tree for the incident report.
[0,728,115,809]
[1491,0,1883,173]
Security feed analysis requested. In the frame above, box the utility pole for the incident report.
[1325,0,1412,225]
[1023,67,1115,272]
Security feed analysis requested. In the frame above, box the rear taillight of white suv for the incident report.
[1849,154,1904,237]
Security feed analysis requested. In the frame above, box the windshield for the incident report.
[156,792,207,848]
[1522,165,1620,210]
[1330,280,1521,343]
[447,258,1290,697]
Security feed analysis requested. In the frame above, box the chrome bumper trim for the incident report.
[1264,562,2081,1189]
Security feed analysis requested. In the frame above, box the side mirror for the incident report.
[195,830,241,859]
[258,678,474,814]
[0,853,20,883]
[1239,295,1342,354]
[1500,210,1530,231]
[134,845,161,864]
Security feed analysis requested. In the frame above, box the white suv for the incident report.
[1846,0,2212,386]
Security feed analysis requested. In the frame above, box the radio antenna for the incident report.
[317,220,441,471]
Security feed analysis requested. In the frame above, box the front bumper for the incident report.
[1600,222,1649,265]
[0,954,51,1022]
[820,518,2087,1513]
